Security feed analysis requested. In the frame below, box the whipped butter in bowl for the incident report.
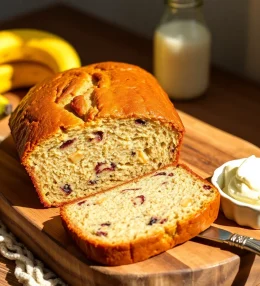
[223,155,260,205]
[212,155,260,229]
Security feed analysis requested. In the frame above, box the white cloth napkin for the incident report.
[0,219,67,286]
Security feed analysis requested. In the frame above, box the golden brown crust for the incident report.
[9,62,184,163]
[60,164,220,266]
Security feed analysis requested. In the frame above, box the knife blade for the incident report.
[197,226,260,255]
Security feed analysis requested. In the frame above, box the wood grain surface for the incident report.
[0,257,22,286]
[0,109,260,286]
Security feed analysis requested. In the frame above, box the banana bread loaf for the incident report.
[60,164,220,266]
[9,62,184,207]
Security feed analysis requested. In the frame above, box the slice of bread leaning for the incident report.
[9,62,184,207]
[60,164,220,266]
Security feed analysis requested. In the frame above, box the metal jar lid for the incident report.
[166,0,203,8]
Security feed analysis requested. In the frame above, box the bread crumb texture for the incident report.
[61,164,220,265]
[28,118,179,206]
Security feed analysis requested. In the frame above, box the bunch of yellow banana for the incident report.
[0,28,81,116]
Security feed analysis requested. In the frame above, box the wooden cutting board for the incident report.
[0,109,260,286]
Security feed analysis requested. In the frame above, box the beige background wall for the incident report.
[1,0,260,83]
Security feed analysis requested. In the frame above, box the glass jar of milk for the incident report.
[154,0,211,100]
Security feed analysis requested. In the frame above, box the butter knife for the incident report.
[197,226,260,255]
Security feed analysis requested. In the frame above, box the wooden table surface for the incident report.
[0,4,259,286]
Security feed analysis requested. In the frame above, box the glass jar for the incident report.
[154,0,211,100]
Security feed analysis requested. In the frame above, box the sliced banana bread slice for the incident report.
[60,164,220,266]
[9,62,184,207]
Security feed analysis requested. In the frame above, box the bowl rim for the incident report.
[211,158,260,211]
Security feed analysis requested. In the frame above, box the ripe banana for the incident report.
[0,94,12,116]
[0,62,54,94]
[0,29,81,73]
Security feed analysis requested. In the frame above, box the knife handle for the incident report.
[227,233,260,255]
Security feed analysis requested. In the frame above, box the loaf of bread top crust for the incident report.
[9,62,184,207]
[60,164,220,266]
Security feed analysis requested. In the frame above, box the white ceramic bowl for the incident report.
[211,158,260,229]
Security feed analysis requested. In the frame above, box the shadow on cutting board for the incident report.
[0,136,43,209]
[42,214,99,266]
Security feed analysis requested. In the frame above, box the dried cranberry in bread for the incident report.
[9,62,184,207]
[60,164,220,266]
